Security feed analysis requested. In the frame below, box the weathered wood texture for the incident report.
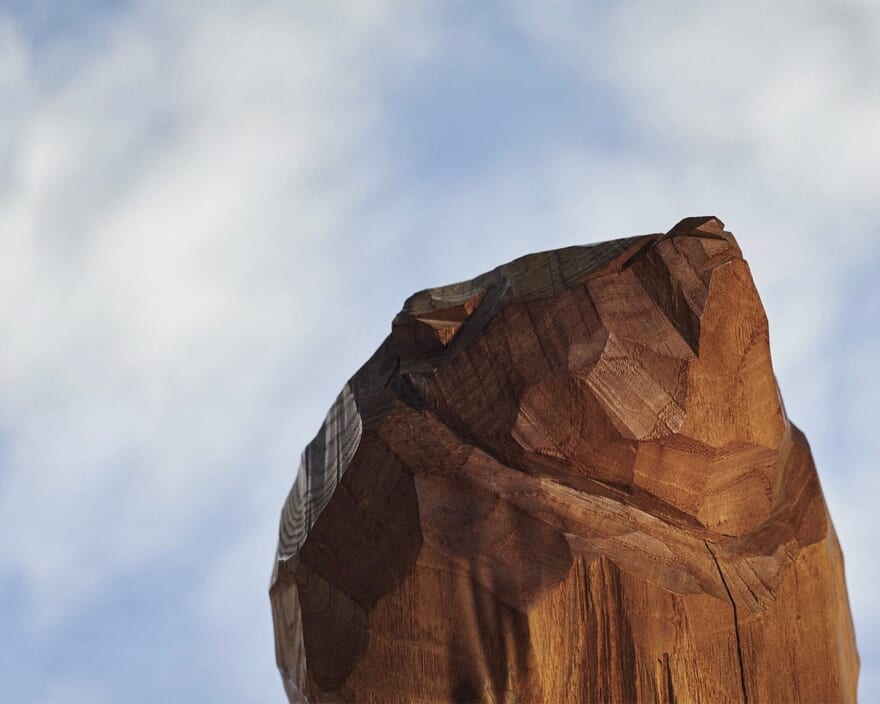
[270,217,859,703]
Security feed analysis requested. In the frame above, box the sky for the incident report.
[0,1,878,701]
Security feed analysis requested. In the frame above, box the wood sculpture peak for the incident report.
[271,217,858,704]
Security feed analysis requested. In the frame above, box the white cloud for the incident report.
[35,679,114,704]
[516,0,880,202]
[0,0,432,631]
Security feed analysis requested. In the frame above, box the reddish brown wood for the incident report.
[270,217,859,703]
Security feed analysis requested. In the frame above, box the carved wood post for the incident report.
[271,217,859,703]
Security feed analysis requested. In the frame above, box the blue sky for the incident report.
[0,1,878,701]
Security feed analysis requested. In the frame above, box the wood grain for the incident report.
[270,217,859,703]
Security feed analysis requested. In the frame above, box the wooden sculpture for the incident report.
[270,217,859,703]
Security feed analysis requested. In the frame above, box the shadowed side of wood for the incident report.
[271,217,859,703]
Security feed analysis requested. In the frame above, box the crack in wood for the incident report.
[705,540,750,704]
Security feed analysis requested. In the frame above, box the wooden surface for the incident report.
[270,217,859,703]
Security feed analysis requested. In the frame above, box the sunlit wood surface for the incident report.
[271,217,859,704]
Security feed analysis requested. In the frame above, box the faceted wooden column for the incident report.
[270,217,859,703]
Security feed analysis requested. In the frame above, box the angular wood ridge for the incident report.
[271,217,859,703]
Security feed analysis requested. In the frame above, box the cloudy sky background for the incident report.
[0,1,878,701]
